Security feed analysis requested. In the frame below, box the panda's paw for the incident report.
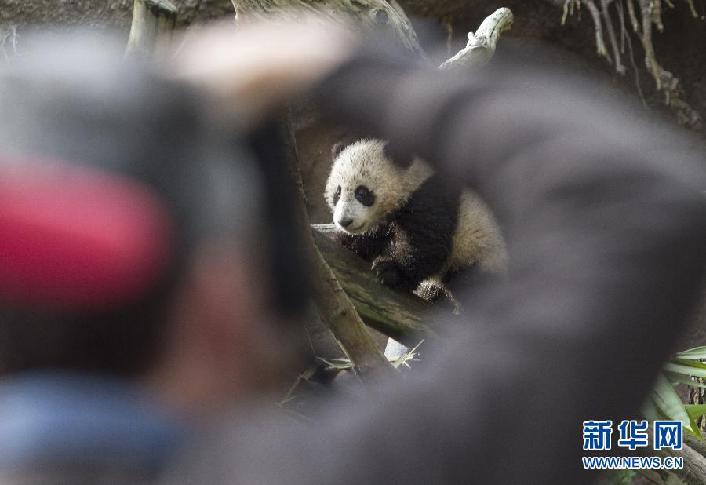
[372,258,415,291]
[415,281,448,302]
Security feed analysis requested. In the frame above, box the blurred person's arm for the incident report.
[172,25,706,484]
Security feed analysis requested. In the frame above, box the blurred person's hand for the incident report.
[174,17,356,124]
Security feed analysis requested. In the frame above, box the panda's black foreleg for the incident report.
[372,253,448,292]
[372,225,451,293]
[371,256,420,291]
[335,228,390,262]
[373,174,459,293]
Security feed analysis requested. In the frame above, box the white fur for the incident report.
[325,139,432,234]
[450,191,507,273]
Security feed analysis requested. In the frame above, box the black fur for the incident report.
[337,174,463,293]
[382,142,414,169]
[337,226,389,261]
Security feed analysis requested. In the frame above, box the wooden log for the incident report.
[657,438,706,484]
[312,224,437,347]
[280,118,395,378]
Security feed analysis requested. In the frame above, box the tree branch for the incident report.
[657,437,706,484]
[126,0,177,58]
[559,0,703,129]
[439,7,514,70]
[281,117,395,378]
[232,0,423,55]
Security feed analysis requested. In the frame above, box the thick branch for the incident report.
[282,118,394,378]
[310,247,395,374]
[312,224,437,347]
[439,7,513,70]
[657,438,706,484]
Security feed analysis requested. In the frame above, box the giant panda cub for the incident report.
[325,139,506,304]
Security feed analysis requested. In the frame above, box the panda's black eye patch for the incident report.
[355,185,375,206]
[333,185,341,205]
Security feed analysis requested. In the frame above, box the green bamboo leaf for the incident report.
[684,404,706,440]
[642,396,664,422]
[685,403,706,423]
[673,358,706,370]
[652,373,694,435]
[664,362,706,379]
[675,346,706,360]
[665,372,706,390]
[691,421,703,440]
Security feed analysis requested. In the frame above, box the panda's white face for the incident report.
[325,139,432,235]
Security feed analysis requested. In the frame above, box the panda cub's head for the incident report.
[325,139,432,234]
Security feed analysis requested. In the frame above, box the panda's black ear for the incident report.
[331,143,346,160]
[383,142,414,169]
